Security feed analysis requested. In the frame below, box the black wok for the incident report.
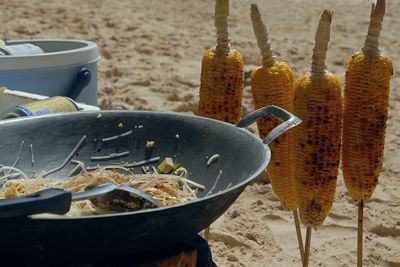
[0,106,300,265]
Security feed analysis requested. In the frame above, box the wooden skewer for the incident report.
[357,200,364,267]
[204,226,210,241]
[303,227,312,267]
[293,209,305,266]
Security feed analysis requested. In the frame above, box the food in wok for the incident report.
[0,156,205,217]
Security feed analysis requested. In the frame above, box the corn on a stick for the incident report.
[294,10,342,267]
[343,0,392,205]
[341,0,393,266]
[250,3,303,264]
[250,3,297,211]
[199,0,244,240]
[295,9,342,230]
[198,0,244,125]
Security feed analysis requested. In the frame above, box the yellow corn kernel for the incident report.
[158,157,174,174]
[146,141,155,149]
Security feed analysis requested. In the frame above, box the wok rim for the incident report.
[0,110,270,221]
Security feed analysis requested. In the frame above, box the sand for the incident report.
[1,0,399,266]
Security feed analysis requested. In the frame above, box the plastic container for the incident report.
[0,39,100,105]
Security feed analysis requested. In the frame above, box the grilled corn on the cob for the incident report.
[294,10,342,228]
[198,0,244,124]
[250,3,297,211]
[342,0,393,203]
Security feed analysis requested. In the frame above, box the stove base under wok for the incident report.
[5,235,216,267]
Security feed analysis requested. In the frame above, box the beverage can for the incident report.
[3,96,80,119]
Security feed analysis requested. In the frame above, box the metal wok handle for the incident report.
[237,105,301,145]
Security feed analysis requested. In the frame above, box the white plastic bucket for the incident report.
[0,39,100,105]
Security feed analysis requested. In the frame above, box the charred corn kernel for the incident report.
[198,0,244,125]
[158,157,174,174]
[250,3,297,210]
[294,10,342,228]
[342,0,393,204]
